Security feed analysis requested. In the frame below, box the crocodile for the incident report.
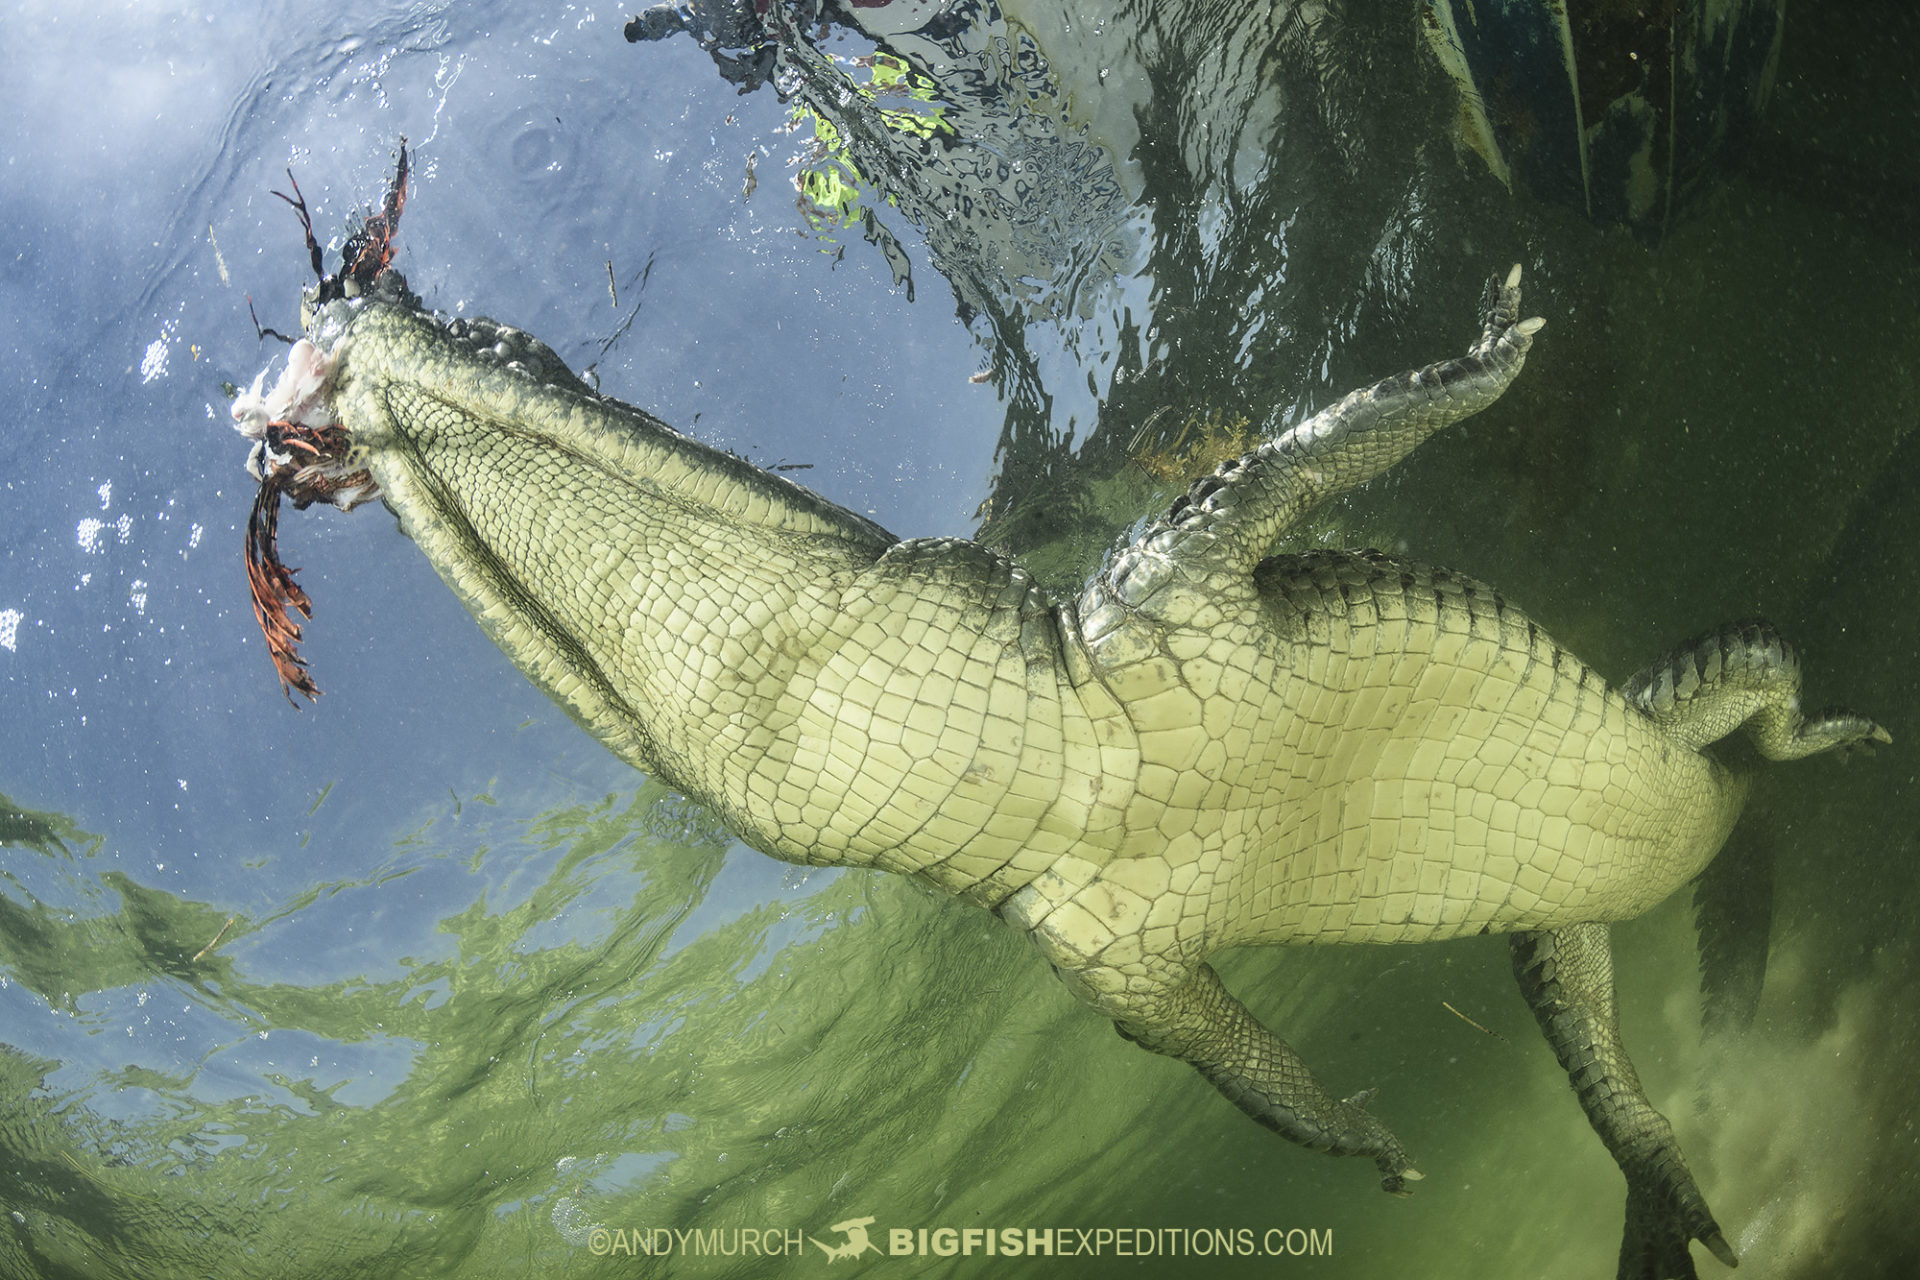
[236,208,1886,1277]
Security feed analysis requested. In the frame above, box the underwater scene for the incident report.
[1,1,1915,1276]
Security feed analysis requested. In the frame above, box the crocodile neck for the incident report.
[317,299,1116,903]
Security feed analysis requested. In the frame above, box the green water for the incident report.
[3,2,1917,1277]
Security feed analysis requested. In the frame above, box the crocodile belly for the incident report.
[1217,551,1743,947]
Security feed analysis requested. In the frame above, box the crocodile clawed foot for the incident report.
[1473,263,1547,361]
[1338,1088,1422,1196]
[1810,709,1892,761]
[1703,1230,1738,1269]
[1618,1161,1738,1280]
[1377,1163,1425,1197]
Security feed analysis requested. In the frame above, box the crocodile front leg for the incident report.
[1126,962,1421,1191]
[1037,949,1420,1193]
[1510,924,1738,1280]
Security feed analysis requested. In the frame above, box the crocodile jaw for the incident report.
[312,298,899,811]
[307,299,1106,903]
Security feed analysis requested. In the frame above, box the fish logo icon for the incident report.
[810,1215,881,1263]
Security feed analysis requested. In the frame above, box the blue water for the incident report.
[2,2,1916,1277]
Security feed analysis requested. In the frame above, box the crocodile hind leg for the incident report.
[1510,924,1737,1280]
[1621,618,1890,757]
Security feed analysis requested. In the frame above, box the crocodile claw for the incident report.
[1704,1230,1738,1269]
[1474,262,1546,356]
[1619,1172,1740,1279]
[1335,1088,1423,1196]
[1377,1165,1422,1198]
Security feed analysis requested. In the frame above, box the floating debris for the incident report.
[190,916,237,963]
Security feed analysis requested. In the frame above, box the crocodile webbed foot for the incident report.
[1620,1159,1739,1280]
[1335,1089,1426,1195]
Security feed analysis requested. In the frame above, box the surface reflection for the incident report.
[633,0,1506,586]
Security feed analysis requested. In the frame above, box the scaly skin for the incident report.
[293,267,1886,1280]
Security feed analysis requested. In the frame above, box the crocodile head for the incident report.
[237,282,900,809]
